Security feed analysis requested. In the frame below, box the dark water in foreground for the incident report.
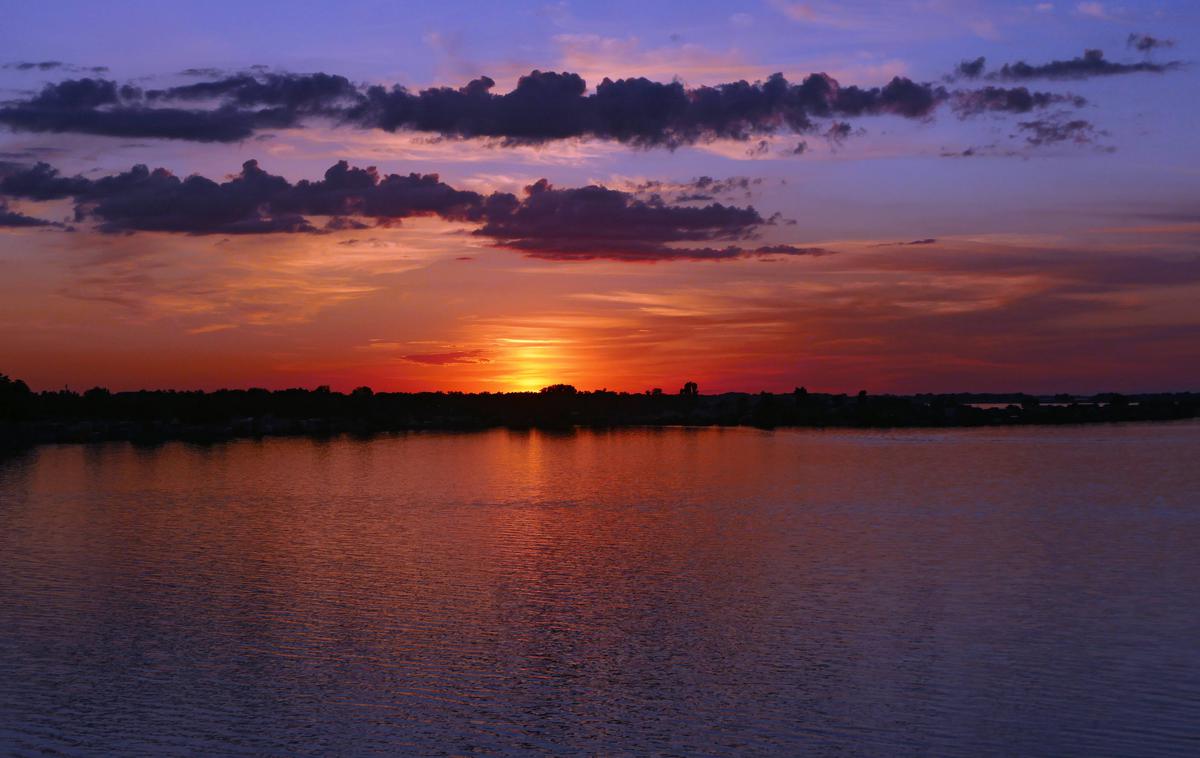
[1,424,1198,757]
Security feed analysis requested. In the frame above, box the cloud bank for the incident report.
[956,49,1182,81]
[0,64,1101,147]
[0,159,831,262]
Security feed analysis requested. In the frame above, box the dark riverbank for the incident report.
[2,374,1197,447]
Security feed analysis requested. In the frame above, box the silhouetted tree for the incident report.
[0,373,33,421]
[680,381,698,396]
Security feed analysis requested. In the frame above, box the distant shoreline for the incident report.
[2,378,1197,448]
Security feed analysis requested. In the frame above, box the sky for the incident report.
[0,0,1197,394]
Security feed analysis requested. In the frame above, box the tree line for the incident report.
[2,373,1197,447]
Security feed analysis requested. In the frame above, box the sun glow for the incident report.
[501,344,561,392]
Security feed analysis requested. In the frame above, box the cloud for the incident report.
[0,158,312,232]
[988,49,1181,80]
[752,244,835,256]
[872,238,938,247]
[345,69,950,148]
[823,121,853,144]
[474,178,780,261]
[179,67,228,78]
[0,78,292,142]
[0,145,68,162]
[0,68,956,147]
[0,159,828,262]
[1017,116,1104,146]
[0,198,58,228]
[620,175,766,202]
[3,61,108,73]
[271,161,487,223]
[952,86,1086,116]
[4,61,65,71]
[1127,33,1174,52]
[145,72,361,112]
[3,58,1159,147]
[955,57,986,79]
[0,160,93,199]
[0,159,485,234]
[1074,2,1109,20]
[401,350,491,365]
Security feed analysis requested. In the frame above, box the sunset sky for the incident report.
[1,0,1197,393]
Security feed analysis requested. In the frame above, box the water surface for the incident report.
[1,424,1198,756]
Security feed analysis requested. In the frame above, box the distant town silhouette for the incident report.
[2,373,1196,447]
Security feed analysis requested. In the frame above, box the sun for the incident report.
[503,344,562,392]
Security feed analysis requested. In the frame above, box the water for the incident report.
[1,424,1198,756]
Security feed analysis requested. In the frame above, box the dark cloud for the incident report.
[146,72,361,113]
[873,238,938,247]
[179,67,226,78]
[1127,34,1174,52]
[1017,116,1103,146]
[955,57,987,79]
[0,78,291,142]
[3,61,108,73]
[752,244,835,256]
[0,145,67,161]
[990,49,1181,80]
[0,106,285,142]
[693,176,760,193]
[0,198,58,228]
[939,143,1026,158]
[21,78,123,108]
[823,121,853,144]
[631,175,765,203]
[0,159,486,233]
[83,161,314,234]
[0,161,93,199]
[2,59,1164,146]
[0,160,309,233]
[4,61,65,71]
[953,86,1086,116]
[0,159,824,262]
[323,216,370,231]
[0,69,953,146]
[401,350,490,365]
[271,160,487,222]
[474,178,771,260]
[348,69,945,148]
